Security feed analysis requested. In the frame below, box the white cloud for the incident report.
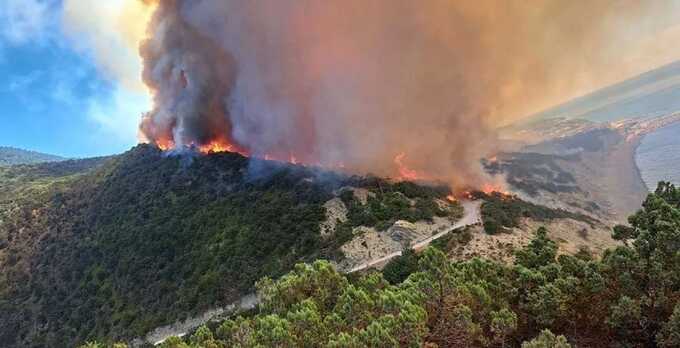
[86,86,149,146]
[61,0,154,148]
[0,0,52,45]
[62,0,153,92]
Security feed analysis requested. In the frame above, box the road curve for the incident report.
[348,200,481,273]
[144,200,481,346]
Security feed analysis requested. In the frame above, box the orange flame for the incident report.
[394,152,425,181]
[154,140,508,200]
[460,191,475,200]
[156,137,175,151]
[481,183,501,195]
[482,183,512,197]
[198,140,235,154]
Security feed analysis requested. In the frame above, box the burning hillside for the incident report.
[132,0,678,191]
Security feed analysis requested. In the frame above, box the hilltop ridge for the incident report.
[0,144,468,347]
[0,146,65,166]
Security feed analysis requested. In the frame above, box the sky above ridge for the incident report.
[0,0,148,158]
[2,0,680,159]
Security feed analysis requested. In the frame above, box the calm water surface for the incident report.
[636,122,680,190]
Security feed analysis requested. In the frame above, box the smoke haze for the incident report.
[138,0,680,188]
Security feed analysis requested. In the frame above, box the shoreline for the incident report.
[630,135,650,193]
[631,119,680,192]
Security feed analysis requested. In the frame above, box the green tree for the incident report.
[515,227,557,268]
[286,299,326,347]
[525,283,565,327]
[607,296,642,338]
[252,315,295,347]
[257,261,348,315]
[490,308,518,348]
[416,247,453,322]
[77,342,103,348]
[612,224,637,244]
[158,336,190,348]
[382,248,419,284]
[521,329,572,348]
[216,317,255,347]
[191,325,220,348]
[657,304,680,347]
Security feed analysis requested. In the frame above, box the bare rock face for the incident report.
[338,216,455,271]
[446,217,619,264]
[351,188,373,205]
[319,198,348,237]
[387,220,418,246]
[339,227,403,270]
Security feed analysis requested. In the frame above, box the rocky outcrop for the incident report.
[338,217,457,271]
[320,198,348,236]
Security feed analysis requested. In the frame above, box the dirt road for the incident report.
[143,200,481,346]
[348,200,481,272]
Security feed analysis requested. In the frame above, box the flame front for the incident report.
[394,152,426,181]
[198,140,236,154]
[63,0,680,200]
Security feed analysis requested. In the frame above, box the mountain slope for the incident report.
[0,145,463,347]
[126,182,680,348]
[0,146,65,166]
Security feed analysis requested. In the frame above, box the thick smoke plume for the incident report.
[139,0,680,189]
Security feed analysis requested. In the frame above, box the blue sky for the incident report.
[2,1,680,158]
[0,0,148,158]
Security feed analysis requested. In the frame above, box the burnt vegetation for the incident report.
[478,191,599,235]
[483,153,580,197]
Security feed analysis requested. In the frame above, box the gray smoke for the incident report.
[139,0,677,189]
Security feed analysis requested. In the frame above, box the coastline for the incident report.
[631,135,650,193]
[599,132,649,221]
[632,119,680,192]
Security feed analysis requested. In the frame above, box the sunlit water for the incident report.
[636,122,680,190]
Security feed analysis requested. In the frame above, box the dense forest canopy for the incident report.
[0,145,461,348]
[86,182,680,347]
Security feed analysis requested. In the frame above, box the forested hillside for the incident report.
[129,182,680,348]
[0,146,65,166]
[0,145,461,347]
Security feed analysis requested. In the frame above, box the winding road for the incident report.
[348,200,481,272]
[142,200,482,346]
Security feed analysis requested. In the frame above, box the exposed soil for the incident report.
[447,217,619,263]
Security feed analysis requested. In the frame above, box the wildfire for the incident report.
[459,191,476,200]
[198,140,235,154]
[452,182,512,201]
[155,137,174,151]
[481,183,506,195]
[151,137,244,155]
[394,152,425,181]
[153,140,511,201]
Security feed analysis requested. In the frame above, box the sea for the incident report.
[635,121,680,190]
